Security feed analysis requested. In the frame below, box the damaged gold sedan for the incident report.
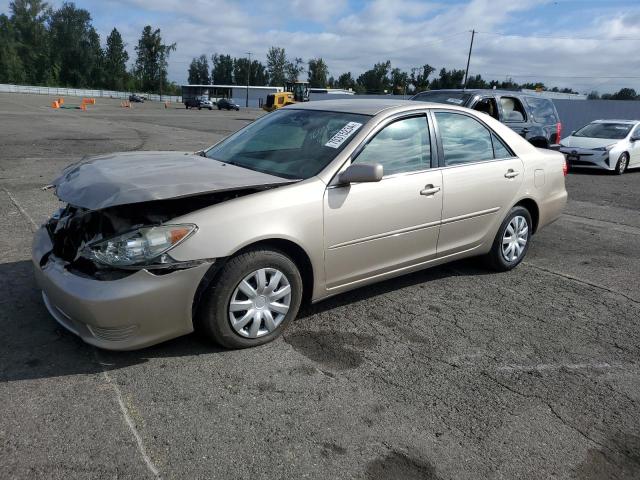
[33,99,567,350]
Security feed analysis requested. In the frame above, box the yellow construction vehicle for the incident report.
[263,81,310,112]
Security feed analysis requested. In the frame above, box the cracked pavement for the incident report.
[1,93,639,479]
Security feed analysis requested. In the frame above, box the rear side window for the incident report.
[525,97,558,124]
[354,116,431,175]
[500,97,527,122]
[435,112,495,165]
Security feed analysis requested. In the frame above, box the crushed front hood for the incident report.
[52,151,294,210]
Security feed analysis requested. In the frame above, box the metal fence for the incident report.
[0,83,182,103]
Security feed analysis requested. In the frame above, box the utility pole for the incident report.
[246,52,252,108]
[463,29,475,90]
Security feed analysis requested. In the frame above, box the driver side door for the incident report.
[323,115,443,290]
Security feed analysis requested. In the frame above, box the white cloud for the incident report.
[46,0,640,93]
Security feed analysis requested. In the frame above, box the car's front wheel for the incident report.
[614,153,629,175]
[196,248,303,349]
[486,206,532,271]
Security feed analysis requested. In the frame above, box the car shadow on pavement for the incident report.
[1,257,492,383]
[297,258,492,319]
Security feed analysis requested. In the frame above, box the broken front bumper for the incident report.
[32,226,212,350]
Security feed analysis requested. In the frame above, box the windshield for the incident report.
[573,123,632,140]
[410,91,472,106]
[205,109,370,179]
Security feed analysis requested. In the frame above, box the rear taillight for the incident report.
[562,159,568,176]
[556,122,562,144]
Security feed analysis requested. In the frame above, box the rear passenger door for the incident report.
[433,111,524,256]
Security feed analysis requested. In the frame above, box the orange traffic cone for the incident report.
[58,97,64,105]
[51,101,59,109]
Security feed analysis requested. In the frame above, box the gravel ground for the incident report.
[1,93,639,480]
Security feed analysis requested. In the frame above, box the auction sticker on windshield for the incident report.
[325,122,363,148]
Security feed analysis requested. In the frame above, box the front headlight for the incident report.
[592,144,615,151]
[81,224,197,268]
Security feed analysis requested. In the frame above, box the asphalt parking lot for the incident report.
[1,93,639,480]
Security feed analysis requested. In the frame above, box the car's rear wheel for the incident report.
[614,153,628,175]
[486,206,532,271]
[196,248,303,349]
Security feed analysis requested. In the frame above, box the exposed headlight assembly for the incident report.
[592,144,615,151]
[81,224,197,268]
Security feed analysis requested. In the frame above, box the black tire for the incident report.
[218,106,222,110]
[208,107,212,110]
[196,248,303,349]
[198,106,201,110]
[185,105,189,109]
[485,206,532,272]
[614,153,628,175]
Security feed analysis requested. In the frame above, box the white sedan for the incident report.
[560,119,640,174]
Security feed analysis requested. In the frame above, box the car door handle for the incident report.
[504,169,520,179]
[420,184,441,196]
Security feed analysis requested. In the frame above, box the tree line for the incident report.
[0,0,180,94]
[189,47,608,98]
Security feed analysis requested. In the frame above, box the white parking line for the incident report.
[94,350,161,479]
[2,187,38,232]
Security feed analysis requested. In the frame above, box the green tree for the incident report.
[9,0,50,84]
[48,2,102,87]
[251,60,268,86]
[429,68,465,89]
[336,72,356,90]
[104,28,129,90]
[285,56,304,82]
[587,91,600,100]
[357,61,391,93]
[410,64,434,92]
[211,53,233,84]
[390,67,409,95]
[134,25,176,93]
[0,14,25,83]
[233,56,249,85]
[188,54,209,84]
[307,57,328,87]
[611,88,637,100]
[266,46,286,86]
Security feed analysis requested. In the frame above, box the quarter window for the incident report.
[492,134,512,159]
[435,112,495,166]
[353,116,431,175]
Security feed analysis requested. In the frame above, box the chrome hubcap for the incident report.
[229,268,291,338]
[502,215,529,262]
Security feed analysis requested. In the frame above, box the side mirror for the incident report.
[338,163,383,184]
[631,136,640,142]
[570,130,576,136]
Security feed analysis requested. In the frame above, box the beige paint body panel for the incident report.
[437,158,524,256]
[324,170,443,288]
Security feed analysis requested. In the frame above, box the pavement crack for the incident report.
[522,261,640,305]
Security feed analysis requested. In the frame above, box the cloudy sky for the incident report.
[2,0,640,93]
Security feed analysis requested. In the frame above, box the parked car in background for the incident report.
[559,119,640,174]
[217,98,240,111]
[199,99,214,110]
[184,96,212,110]
[33,99,567,351]
[411,89,562,149]
[128,94,144,103]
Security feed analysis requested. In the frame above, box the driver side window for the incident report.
[353,116,431,176]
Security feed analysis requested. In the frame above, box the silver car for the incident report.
[33,99,568,350]
[560,119,640,174]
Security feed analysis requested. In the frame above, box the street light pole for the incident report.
[246,52,252,108]
[463,29,475,90]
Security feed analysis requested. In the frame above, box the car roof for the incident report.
[285,99,429,116]
[413,88,541,98]
[591,119,640,124]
